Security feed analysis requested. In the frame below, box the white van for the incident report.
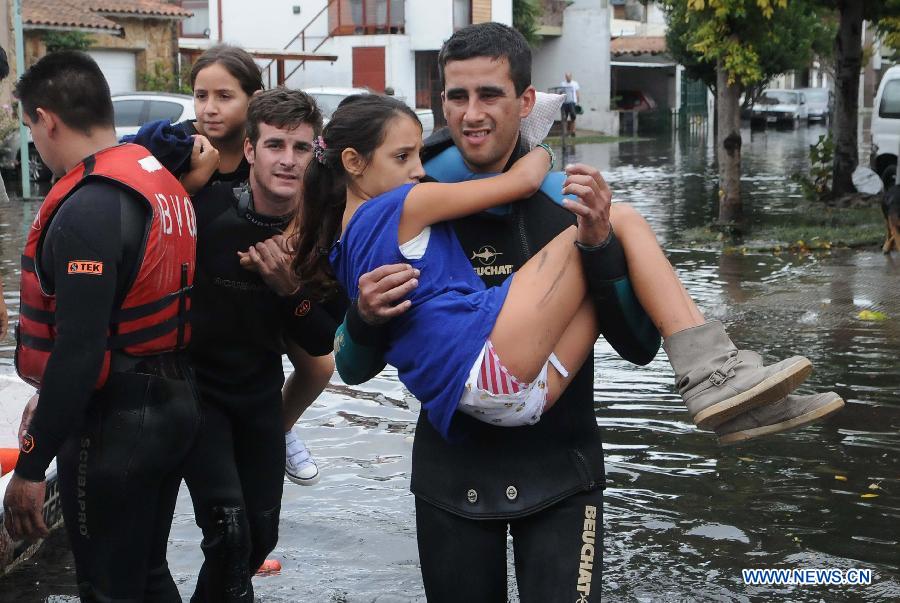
[871,65,900,187]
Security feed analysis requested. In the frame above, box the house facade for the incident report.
[531,0,617,134]
[179,0,512,120]
[16,0,191,95]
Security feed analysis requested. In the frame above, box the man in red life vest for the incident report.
[2,52,198,602]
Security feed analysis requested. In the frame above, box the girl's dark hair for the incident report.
[190,45,263,97]
[293,94,420,300]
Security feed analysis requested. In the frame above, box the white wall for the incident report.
[287,35,416,105]
[407,0,454,50]
[532,0,617,133]
[216,0,328,49]
[492,0,513,24]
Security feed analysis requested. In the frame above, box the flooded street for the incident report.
[1,123,898,602]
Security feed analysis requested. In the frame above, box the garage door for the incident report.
[87,50,136,94]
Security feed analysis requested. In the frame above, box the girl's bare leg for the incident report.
[609,203,704,337]
[489,226,591,383]
[544,298,598,408]
[283,343,334,431]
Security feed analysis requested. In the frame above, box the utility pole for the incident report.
[14,0,31,198]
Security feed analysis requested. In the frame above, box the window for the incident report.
[453,0,471,31]
[147,101,187,123]
[331,0,405,35]
[113,100,144,128]
[880,80,900,119]
[181,0,210,38]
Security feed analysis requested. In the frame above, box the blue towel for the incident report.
[121,119,194,177]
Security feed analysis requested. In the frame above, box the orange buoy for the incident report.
[0,448,19,476]
[256,559,282,575]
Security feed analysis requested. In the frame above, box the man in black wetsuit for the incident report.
[3,51,199,601]
[335,23,835,600]
[183,87,344,602]
[331,23,659,601]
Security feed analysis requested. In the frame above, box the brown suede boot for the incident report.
[716,391,845,445]
[663,322,812,430]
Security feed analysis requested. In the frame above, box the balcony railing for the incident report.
[329,0,405,35]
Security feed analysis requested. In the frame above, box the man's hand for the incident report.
[18,394,38,442]
[561,163,612,246]
[357,264,419,325]
[3,475,48,542]
[237,234,300,296]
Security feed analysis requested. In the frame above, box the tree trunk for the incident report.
[832,0,864,196]
[716,61,742,225]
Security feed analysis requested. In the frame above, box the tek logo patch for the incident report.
[68,260,104,275]
[20,432,35,454]
[294,300,311,317]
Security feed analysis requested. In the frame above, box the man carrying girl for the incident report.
[301,23,843,600]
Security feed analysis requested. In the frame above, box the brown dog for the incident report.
[883,185,900,254]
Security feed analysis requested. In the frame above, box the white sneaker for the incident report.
[285,429,320,485]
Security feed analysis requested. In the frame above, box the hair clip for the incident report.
[313,135,327,165]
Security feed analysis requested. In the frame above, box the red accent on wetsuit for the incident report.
[15,143,197,389]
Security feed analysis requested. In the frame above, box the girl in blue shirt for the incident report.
[294,94,830,441]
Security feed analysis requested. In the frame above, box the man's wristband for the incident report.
[575,226,615,252]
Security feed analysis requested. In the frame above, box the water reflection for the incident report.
[1,125,898,601]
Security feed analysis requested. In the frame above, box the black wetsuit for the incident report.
[184,181,344,602]
[335,132,661,602]
[14,182,200,602]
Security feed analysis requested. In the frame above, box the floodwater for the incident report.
[0,122,898,602]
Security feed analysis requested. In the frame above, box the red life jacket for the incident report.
[15,143,197,389]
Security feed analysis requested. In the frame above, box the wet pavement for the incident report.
[0,123,898,601]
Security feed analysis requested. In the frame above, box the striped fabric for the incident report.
[477,340,524,395]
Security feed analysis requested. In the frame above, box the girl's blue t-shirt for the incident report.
[330,183,513,438]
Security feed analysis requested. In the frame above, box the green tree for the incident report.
[513,0,541,46]
[43,31,93,53]
[663,0,826,225]
[809,1,900,196]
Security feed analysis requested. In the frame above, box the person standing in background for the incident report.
[560,72,580,137]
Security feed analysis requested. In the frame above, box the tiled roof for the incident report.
[90,0,192,18]
[610,36,667,56]
[24,0,191,32]
[24,1,121,32]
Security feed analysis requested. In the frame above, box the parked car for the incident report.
[302,86,435,140]
[612,90,657,112]
[871,65,900,187]
[5,92,196,182]
[111,92,196,139]
[799,87,832,122]
[750,89,808,127]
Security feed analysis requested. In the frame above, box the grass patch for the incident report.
[677,205,884,253]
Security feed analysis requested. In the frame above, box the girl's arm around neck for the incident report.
[398,147,551,243]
